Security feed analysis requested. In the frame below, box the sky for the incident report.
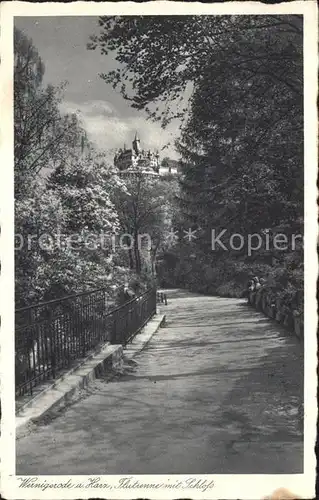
[15,16,181,160]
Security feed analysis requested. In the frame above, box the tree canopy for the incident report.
[14,28,90,198]
[88,15,302,120]
[90,15,303,310]
[15,27,175,306]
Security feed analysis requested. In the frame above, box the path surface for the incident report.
[16,289,303,474]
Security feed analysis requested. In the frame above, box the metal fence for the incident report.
[15,287,156,397]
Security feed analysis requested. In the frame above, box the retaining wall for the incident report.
[247,288,303,340]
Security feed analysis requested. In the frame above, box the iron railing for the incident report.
[15,287,156,397]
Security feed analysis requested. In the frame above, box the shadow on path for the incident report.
[16,289,303,475]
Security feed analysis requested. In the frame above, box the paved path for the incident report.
[16,289,303,474]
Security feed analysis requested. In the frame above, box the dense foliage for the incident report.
[111,172,177,275]
[15,28,174,307]
[90,15,303,315]
[15,15,304,322]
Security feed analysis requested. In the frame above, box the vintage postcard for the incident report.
[0,1,318,499]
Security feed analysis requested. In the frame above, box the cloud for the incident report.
[61,100,116,118]
[59,100,180,160]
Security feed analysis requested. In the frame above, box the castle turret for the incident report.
[132,132,141,154]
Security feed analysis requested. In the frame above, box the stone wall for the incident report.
[111,345,124,371]
[247,288,303,340]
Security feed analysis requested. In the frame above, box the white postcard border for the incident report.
[0,1,317,499]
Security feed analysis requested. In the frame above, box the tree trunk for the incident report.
[128,248,134,269]
[134,231,141,274]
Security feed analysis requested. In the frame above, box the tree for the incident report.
[89,15,302,234]
[14,28,90,198]
[112,173,174,275]
[88,15,302,122]
[15,185,65,307]
[89,15,303,310]
[14,29,123,306]
[46,154,120,292]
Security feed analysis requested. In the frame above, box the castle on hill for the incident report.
[114,134,178,177]
[114,133,160,176]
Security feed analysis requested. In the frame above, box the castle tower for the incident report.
[132,132,141,155]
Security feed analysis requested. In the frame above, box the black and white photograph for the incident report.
[0,1,317,499]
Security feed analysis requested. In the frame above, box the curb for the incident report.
[16,313,166,439]
[16,341,119,415]
[124,313,166,361]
